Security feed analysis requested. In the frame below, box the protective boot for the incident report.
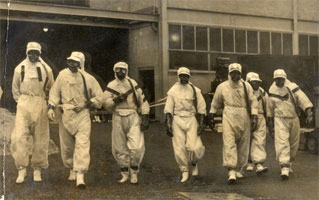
[227,170,236,185]
[246,162,254,171]
[235,171,244,179]
[130,170,138,184]
[281,167,289,180]
[256,163,268,175]
[76,172,86,189]
[16,168,27,184]
[192,164,199,176]
[180,171,189,183]
[118,172,129,183]
[68,169,76,181]
[33,169,42,182]
[289,163,293,173]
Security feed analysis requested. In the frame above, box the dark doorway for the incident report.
[139,69,155,119]
[0,20,128,111]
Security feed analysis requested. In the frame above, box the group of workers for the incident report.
[10,41,313,189]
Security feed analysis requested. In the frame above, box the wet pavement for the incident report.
[1,122,319,200]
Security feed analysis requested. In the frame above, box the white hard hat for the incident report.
[246,72,262,82]
[26,42,41,54]
[177,67,191,76]
[113,61,128,72]
[70,51,85,69]
[273,69,287,79]
[67,52,81,63]
[228,63,242,73]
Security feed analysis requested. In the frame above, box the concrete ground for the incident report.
[1,122,319,200]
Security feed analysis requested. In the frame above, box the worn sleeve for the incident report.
[196,89,206,115]
[88,77,103,109]
[101,83,117,110]
[295,89,313,112]
[48,73,62,107]
[247,83,258,115]
[136,87,150,115]
[267,88,275,117]
[210,85,223,114]
[164,93,174,114]
[12,67,21,102]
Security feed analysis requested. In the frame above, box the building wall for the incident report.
[168,0,319,21]
[89,0,158,13]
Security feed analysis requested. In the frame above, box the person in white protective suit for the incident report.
[267,69,313,180]
[245,72,269,174]
[101,61,150,184]
[47,51,103,189]
[208,63,258,185]
[11,42,54,183]
[164,67,206,183]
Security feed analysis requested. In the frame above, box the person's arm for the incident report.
[88,77,103,109]
[12,67,21,103]
[48,73,62,107]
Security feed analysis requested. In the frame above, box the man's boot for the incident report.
[181,171,189,183]
[16,168,27,184]
[227,170,236,185]
[33,169,42,182]
[68,169,76,181]
[76,172,86,189]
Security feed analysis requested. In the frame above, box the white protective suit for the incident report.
[48,56,103,173]
[250,87,268,164]
[210,78,258,170]
[268,79,313,167]
[164,80,206,172]
[11,46,54,170]
[102,63,150,172]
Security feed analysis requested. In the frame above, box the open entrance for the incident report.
[0,20,129,111]
[138,68,155,119]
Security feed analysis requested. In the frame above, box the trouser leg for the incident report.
[59,121,75,169]
[172,116,188,172]
[112,114,130,169]
[251,116,267,164]
[274,117,291,166]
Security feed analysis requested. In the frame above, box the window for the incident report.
[235,30,246,53]
[183,26,195,50]
[299,35,308,56]
[247,31,258,53]
[283,34,292,55]
[223,29,234,52]
[169,51,208,70]
[260,32,270,55]
[196,27,208,51]
[210,28,221,51]
[18,0,89,6]
[310,36,318,56]
[272,33,282,55]
[169,25,181,49]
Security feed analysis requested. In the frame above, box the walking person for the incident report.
[208,63,258,184]
[11,42,54,183]
[164,67,206,183]
[267,69,313,180]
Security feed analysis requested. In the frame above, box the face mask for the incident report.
[275,78,285,88]
[179,74,190,85]
[67,60,80,73]
[115,68,127,80]
[229,71,241,82]
[27,50,40,63]
[250,81,261,91]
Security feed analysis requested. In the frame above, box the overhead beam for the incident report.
[0,12,129,28]
[0,1,159,22]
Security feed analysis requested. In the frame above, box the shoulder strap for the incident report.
[40,63,49,92]
[105,87,121,96]
[286,86,299,115]
[36,67,43,82]
[21,65,25,82]
[127,79,140,108]
[242,81,251,116]
[79,72,90,101]
[259,89,267,118]
[189,84,198,114]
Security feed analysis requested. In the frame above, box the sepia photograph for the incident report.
[0,0,318,199]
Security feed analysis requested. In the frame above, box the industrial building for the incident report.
[0,0,318,120]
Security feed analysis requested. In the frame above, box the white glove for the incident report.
[47,109,55,121]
